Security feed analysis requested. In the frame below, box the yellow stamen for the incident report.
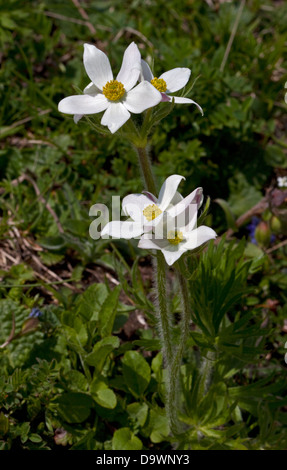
[143,204,162,222]
[167,230,184,245]
[102,80,125,101]
[150,77,167,93]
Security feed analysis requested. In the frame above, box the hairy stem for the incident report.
[135,143,179,435]
[135,145,157,195]
[154,252,179,434]
[172,272,191,377]
[166,268,192,435]
[198,351,216,399]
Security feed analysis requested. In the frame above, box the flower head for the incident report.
[140,59,203,114]
[138,206,217,266]
[101,174,203,240]
[58,43,162,134]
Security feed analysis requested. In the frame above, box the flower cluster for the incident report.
[58,42,202,134]
[101,175,216,265]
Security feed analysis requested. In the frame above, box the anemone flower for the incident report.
[58,43,162,134]
[101,174,203,240]
[140,59,203,114]
[138,211,217,266]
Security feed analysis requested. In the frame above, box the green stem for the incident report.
[135,146,157,195]
[174,269,191,374]
[154,252,173,366]
[198,351,215,399]
[154,251,179,434]
[165,266,192,435]
[134,143,179,435]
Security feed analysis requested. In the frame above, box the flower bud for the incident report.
[254,221,271,247]
[270,215,282,234]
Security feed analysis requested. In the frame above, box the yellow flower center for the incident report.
[102,80,125,101]
[143,204,162,222]
[150,77,167,93]
[167,230,184,245]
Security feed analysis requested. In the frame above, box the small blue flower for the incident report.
[246,216,260,244]
[29,308,43,318]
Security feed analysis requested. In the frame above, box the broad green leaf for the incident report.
[52,393,94,424]
[93,388,117,409]
[78,283,109,321]
[112,427,143,450]
[63,322,88,349]
[126,402,148,428]
[85,336,120,374]
[143,409,170,443]
[64,370,88,392]
[122,351,151,398]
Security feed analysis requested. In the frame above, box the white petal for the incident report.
[183,226,217,250]
[122,193,155,221]
[138,236,169,251]
[169,191,183,205]
[72,83,101,123]
[157,174,185,211]
[159,68,191,93]
[140,59,154,82]
[142,191,158,203]
[165,207,197,234]
[161,248,184,266]
[74,114,83,123]
[83,44,113,90]
[167,187,203,219]
[58,94,109,115]
[171,96,203,114]
[101,102,130,134]
[83,82,101,95]
[123,81,162,114]
[101,221,143,239]
[116,42,141,92]
[138,237,161,250]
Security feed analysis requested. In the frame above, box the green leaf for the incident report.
[52,393,94,424]
[93,388,117,409]
[85,336,120,374]
[99,285,121,337]
[133,338,162,351]
[64,370,89,392]
[214,198,237,231]
[143,409,170,443]
[0,412,9,437]
[112,427,143,450]
[78,283,109,321]
[122,350,151,398]
[29,433,42,443]
[38,236,67,251]
[127,402,148,428]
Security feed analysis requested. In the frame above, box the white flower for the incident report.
[101,174,204,240]
[58,43,162,134]
[138,206,217,266]
[140,59,203,114]
[277,176,287,188]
